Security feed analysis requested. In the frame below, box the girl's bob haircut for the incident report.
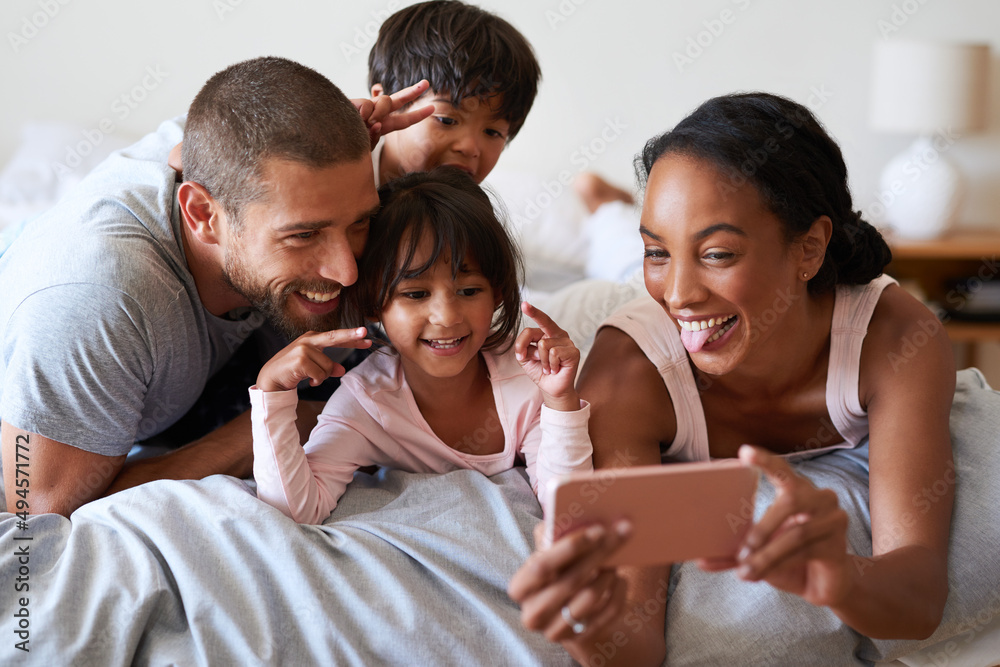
[342,167,523,352]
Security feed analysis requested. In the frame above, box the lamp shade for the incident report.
[870,41,990,134]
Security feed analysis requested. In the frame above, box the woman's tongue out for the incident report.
[679,316,737,354]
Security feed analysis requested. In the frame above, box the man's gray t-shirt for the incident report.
[0,118,259,456]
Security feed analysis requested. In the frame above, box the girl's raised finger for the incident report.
[521,301,568,339]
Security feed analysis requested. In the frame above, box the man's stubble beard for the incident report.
[222,242,340,340]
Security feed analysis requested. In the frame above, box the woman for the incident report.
[508,92,956,665]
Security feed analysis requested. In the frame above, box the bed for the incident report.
[2,125,999,666]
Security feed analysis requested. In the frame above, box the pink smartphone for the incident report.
[545,460,759,567]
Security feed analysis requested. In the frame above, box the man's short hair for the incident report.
[183,56,370,226]
[368,1,541,140]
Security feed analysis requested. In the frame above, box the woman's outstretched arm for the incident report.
[728,286,955,639]
[848,285,954,637]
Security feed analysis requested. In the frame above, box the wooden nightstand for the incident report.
[886,231,1000,367]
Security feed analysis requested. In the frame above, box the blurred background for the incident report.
[2,0,999,378]
[1,0,998,218]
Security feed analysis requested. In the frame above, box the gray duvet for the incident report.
[1,468,572,666]
[1,369,998,666]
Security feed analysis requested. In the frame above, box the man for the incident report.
[0,56,428,517]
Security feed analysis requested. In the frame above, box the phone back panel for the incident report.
[548,460,759,567]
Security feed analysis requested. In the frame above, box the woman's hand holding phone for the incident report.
[703,445,854,608]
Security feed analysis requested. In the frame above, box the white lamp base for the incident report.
[879,135,965,240]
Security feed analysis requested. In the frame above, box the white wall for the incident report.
[1,0,999,222]
[2,0,999,377]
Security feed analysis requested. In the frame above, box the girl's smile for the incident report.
[421,335,469,354]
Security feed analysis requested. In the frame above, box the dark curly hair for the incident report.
[637,92,891,294]
[368,0,540,140]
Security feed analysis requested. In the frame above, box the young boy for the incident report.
[366,0,541,187]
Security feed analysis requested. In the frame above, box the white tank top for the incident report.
[600,275,897,461]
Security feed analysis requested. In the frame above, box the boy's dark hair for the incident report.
[343,167,523,352]
[368,0,540,140]
[183,56,370,229]
[637,92,891,294]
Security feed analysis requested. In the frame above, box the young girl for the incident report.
[249,168,593,524]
